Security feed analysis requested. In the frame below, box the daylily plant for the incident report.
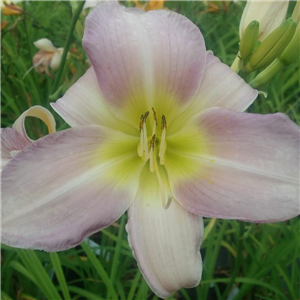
[32,38,64,77]
[2,3,299,298]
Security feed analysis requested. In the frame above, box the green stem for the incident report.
[50,1,85,97]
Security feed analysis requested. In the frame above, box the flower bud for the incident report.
[249,21,300,88]
[279,22,300,66]
[291,1,300,24]
[240,0,289,42]
[245,18,297,73]
[239,20,259,60]
[249,59,285,88]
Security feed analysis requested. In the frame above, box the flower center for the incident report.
[137,107,167,169]
[137,108,172,208]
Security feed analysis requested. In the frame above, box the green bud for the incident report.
[279,23,300,66]
[245,18,297,73]
[291,1,300,24]
[239,20,259,60]
[249,59,285,88]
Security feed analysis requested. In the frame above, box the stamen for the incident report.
[151,107,158,136]
[139,114,144,131]
[143,111,149,159]
[137,110,172,209]
[143,111,149,122]
[149,134,156,172]
[159,115,167,164]
[154,164,173,209]
[152,107,158,126]
[161,114,167,130]
[138,115,144,157]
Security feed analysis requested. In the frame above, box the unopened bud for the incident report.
[249,59,285,88]
[245,18,297,73]
[239,1,288,42]
[291,1,300,24]
[239,20,259,60]
[279,23,300,66]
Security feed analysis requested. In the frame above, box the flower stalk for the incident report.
[50,1,85,97]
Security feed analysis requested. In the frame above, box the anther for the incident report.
[139,115,144,131]
[159,115,167,164]
[150,134,156,149]
[143,111,149,122]
[149,134,156,172]
[152,107,158,126]
[161,115,167,130]
[143,112,149,159]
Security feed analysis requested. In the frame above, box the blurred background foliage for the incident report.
[1,1,299,300]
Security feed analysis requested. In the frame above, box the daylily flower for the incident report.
[2,3,299,298]
[239,0,289,41]
[1,106,56,169]
[0,1,23,15]
[32,38,64,77]
[134,0,165,11]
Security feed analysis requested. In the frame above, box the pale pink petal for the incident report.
[34,38,57,51]
[50,50,62,70]
[51,68,136,135]
[83,0,118,10]
[127,169,203,298]
[166,108,300,222]
[2,125,144,251]
[193,52,257,112]
[1,128,31,168]
[13,105,56,143]
[83,2,206,125]
[170,52,258,131]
